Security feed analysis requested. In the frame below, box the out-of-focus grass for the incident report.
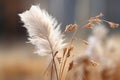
[0,35,120,80]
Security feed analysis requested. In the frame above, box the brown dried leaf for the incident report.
[85,23,94,29]
[89,18,101,23]
[68,61,74,71]
[65,24,78,32]
[107,21,119,28]
[88,13,103,24]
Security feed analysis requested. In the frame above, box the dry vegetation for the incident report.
[0,5,120,80]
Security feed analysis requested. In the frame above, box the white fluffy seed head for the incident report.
[19,5,67,56]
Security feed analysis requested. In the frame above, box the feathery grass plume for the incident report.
[19,5,66,56]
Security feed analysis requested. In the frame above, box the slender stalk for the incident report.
[59,22,88,80]
[58,48,67,80]
[70,29,77,44]
[52,52,59,80]
[59,29,77,80]
[43,52,58,76]
[50,63,53,80]
[59,62,62,79]
[44,53,58,80]
[65,71,69,80]
[69,24,86,45]
[59,56,68,80]
[46,37,59,80]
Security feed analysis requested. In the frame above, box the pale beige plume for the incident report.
[19,5,66,56]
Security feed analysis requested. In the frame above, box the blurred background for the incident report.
[0,0,120,80]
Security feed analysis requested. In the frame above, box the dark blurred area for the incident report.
[0,0,50,47]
